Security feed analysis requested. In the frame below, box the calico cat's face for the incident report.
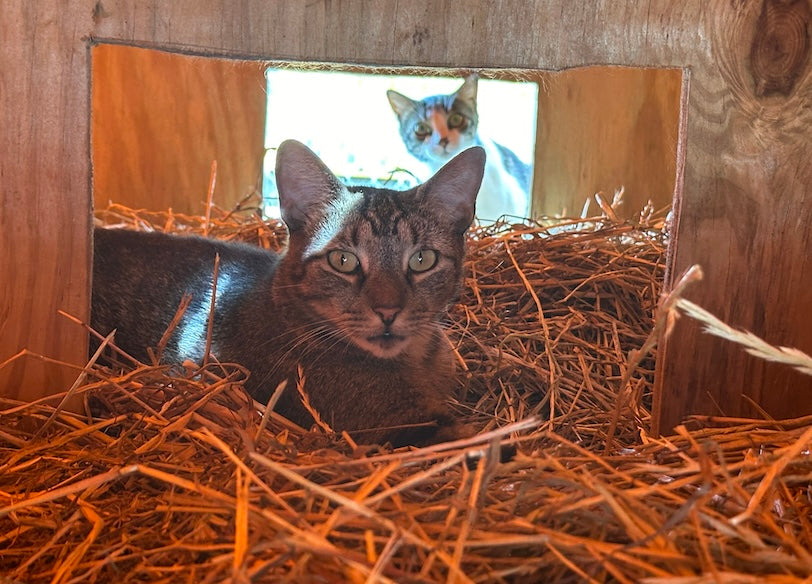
[272,140,485,359]
[387,75,479,169]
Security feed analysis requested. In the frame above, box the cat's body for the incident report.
[387,74,532,222]
[92,140,485,447]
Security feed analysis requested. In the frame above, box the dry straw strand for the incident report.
[676,298,812,376]
[2,203,810,582]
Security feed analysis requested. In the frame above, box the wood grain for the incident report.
[653,3,812,432]
[749,0,810,97]
[0,3,93,400]
[2,0,810,432]
[92,45,267,214]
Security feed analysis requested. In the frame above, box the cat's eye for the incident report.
[414,122,432,138]
[408,249,438,273]
[447,112,465,129]
[327,250,360,274]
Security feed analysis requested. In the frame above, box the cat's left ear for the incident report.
[275,140,344,232]
[418,146,485,233]
[386,89,417,120]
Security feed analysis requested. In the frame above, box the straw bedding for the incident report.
[1,201,810,583]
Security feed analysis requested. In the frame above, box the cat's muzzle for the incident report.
[365,331,407,357]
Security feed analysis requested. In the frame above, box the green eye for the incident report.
[414,122,432,138]
[327,250,360,274]
[408,249,438,273]
[447,112,465,129]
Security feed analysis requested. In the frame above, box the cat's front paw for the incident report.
[387,419,517,465]
[382,414,472,448]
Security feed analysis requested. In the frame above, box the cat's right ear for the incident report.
[275,140,343,232]
[418,146,486,233]
[386,89,417,120]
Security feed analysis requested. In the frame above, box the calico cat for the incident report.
[92,140,485,448]
[387,74,532,222]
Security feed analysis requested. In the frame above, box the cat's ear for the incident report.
[275,140,344,232]
[417,146,485,232]
[387,89,417,120]
[455,74,478,103]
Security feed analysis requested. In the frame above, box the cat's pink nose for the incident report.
[374,307,401,325]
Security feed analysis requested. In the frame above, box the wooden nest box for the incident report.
[1,0,810,434]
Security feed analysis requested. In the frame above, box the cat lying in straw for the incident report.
[92,140,485,447]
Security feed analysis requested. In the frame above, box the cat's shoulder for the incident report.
[93,227,279,268]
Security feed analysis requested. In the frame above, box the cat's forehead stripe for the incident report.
[358,190,413,237]
[304,185,362,257]
[345,190,422,247]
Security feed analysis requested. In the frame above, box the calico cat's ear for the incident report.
[386,89,417,120]
[417,146,485,232]
[275,140,344,232]
[455,74,479,104]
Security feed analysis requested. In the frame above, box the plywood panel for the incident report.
[533,67,682,218]
[0,3,92,400]
[653,1,812,431]
[92,45,267,214]
[2,0,810,434]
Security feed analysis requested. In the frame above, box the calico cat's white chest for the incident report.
[419,139,530,222]
[474,139,530,221]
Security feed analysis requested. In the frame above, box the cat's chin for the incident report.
[427,147,458,163]
[357,334,409,359]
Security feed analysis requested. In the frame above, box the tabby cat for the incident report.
[387,74,532,222]
[92,140,485,447]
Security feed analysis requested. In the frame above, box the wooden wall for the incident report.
[92,45,266,214]
[2,0,810,433]
[534,67,682,218]
[1,3,93,399]
[91,54,680,221]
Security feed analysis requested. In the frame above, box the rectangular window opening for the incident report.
[261,67,539,222]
